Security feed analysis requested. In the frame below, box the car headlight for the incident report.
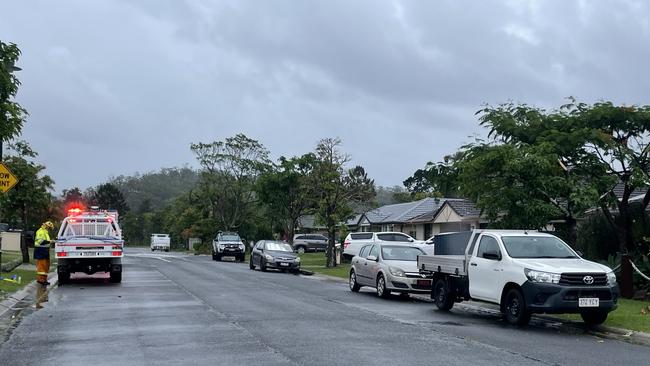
[219,244,225,249]
[265,254,274,261]
[524,269,560,284]
[239,244,244,250]
[295,257,300,263]
[388,267,406,277]
[607,271,617,285]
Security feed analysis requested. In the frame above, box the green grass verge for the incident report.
[0,268,36,301]
[556,298,650,333]
[299,252,350,279]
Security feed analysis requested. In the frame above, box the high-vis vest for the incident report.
[34,227,51,260]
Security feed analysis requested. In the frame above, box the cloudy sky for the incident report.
[1,0,649,192]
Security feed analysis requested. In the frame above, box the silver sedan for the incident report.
[349,244,431,298]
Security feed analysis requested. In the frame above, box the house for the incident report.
[351,197,486,240]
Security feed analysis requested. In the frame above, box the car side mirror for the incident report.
[366,255,378,262]
[483,251,501,261]
[408,238,414,242]
[258,248,264,252]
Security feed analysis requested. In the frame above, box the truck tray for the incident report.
[418,255,467,276]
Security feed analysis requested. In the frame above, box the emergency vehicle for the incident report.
[55,207,124,284]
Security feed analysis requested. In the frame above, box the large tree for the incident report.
[190,133,271,232]
[86,183,130,213]
[403,152,463,198]
[256,154,316,244]
[310,138,375,267]
[0,41,27,157]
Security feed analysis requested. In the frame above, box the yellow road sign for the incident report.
[0,163,19,193]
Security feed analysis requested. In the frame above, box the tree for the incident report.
[310,138,375,267]
[190,133,271,232]
[61,187,85,208]
[256,154,316,244]
[0,142,55,262]
[403,152,463,198]
[0,41,27,157]
[86,183,130,213]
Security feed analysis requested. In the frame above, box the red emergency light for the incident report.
[67,207,83,216]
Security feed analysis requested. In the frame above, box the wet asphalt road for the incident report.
[0,247,648,366]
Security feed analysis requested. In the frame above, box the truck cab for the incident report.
[55,208,124,284]
[419,230,619,326]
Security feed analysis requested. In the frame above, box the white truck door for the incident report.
[468,235,504,302]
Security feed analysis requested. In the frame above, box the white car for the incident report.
[343,232,431,260]
[349,244,430,298]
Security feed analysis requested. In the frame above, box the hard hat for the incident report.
[44,221,54,229]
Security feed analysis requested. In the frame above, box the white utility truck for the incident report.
[151,234,171,252]
[55,208,124,284]
[418,230,619,326]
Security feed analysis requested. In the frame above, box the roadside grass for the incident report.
[0,268,36,301]
[299,252,350,279]
[556,298,650,333]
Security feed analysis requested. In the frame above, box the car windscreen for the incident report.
[381,246,424,261]
[501,236,577,259]
[265,242,293,252]
[220,234,240,241]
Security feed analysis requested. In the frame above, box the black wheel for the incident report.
[151,248,154,252]
[249,258,256,270]
[215,254,222,261]
[260,260,267,272]
[581,311,608,326]
[212,252,217,261]
[349,270,361,292]
[376,275,391,299]
[57,271,70,285]
[433,278,455,311]
[296,246,306,254]
[165,249,169,252]
[503,288,531,326]
[109,271,122,283]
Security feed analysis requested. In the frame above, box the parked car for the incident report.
[342,232,430,261]
[418,230,620,326]
[349,244,429,298]
[212,232,245,262]
[292,234,328,253]
[249,240,301,273]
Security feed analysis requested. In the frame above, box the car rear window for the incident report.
[351,233,373,240]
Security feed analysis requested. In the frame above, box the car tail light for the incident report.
[112,251,122,256]
[57,252,67,257]
[344,240,350,249]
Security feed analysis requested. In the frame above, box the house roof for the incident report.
[297,215,326,229]
[364,197,451,224]
[612,182,647,200]
[446,200,482,218]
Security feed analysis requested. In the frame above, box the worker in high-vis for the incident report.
[34,221,55,286]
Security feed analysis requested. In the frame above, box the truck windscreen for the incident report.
[501,236,577,259]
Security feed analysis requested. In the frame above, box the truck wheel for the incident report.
[349,270,361,292]
[212,252,217,261]
[433,279,455,311]
[376,275,391,299]
[249,258,256,270]
[151,248,154,252]
[109,271,122,283]
[296,246,306,254]
[581,311,608,326]
[58,272,70,285]
[503,288,531,326]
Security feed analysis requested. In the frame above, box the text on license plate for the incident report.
[416,279,431,286]
[280,263,290,267]
[79,252,103,256]
[579,298,599,307]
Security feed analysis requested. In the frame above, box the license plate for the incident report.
[579,298,599,307]
[80,252,102,256]
[280,263,290,267]
[416,279,431,287]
